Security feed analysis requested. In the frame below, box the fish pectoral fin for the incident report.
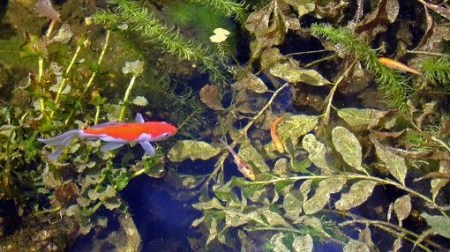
[139,141,155,156]
[135,113,145,123]
[100,142,125,152]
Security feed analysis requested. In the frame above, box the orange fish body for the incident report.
[270,116,285,153]
[38,113,177,161]
[378,57,422,76]
[220,140,256,181]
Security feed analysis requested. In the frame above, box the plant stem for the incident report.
[119,74,138,121]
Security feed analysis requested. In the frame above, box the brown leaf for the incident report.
[393,195,411,227]
[355,0,399,41]
[199,84,224,111]
[35,0,60,21]
[232,73,268,94]
[414,6,435,50]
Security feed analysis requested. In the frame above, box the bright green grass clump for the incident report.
[311,24,408,109]
[421,57,450,90]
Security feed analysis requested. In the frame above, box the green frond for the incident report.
[421,57,450,90]
[310,24,408,109]
[186,0,247,21]
[91,0,222,79]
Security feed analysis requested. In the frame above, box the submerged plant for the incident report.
[310,24,409,109]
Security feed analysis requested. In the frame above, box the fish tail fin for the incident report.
[38,130,82,160]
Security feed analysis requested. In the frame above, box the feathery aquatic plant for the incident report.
[91,0,222,79]
[311,24,408,109]
[421,57,450,90]
[186,0,247,21]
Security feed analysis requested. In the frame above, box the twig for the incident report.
[205,83,289,185]
[406,50,450,58]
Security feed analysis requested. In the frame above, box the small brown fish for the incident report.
[378,57,422,76]
[220,140,256,181]
[271,116,285,153]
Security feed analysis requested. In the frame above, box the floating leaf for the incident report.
[335,180,378,211]
[336,107,387,128]
[292,234,313,252]
[302,134,334,174]
[131,96,148,106]
[372,139,408,185]
[332,126,366,173]
[199,84,224,110]
[343,239,370,252]
[232,73,268,93]
[168,140,221,162]
[122,60,144,75]
[270,61,332,86]
[420,213,450,239]
[278,115,319,146]
[303,177,346,214]
[393,195,411,227]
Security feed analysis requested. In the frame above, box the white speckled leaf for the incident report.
[335,180,378,211]
[336,107,387,128]
[278,115,319,146]
[270,62,332,86]
[293,234,313,252]
[372,139,407,185]
[420,213,450,239]
[302,134,333,174]
[332,126,365,173]
[168,140,221,162]
[343,239,370,252]
[303,177,346,214]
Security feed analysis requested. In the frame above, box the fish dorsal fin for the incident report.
[89,122,125,129]
[135,113,145,123]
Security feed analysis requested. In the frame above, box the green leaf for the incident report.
[420,213,450,238]
[336,107,387,128]
[283,193,303,218]
[259,209,292,228]
[335,180,378,211]
[168,140,221,162]
[303,177,346,214]
[343,239,370,252]
[239,141,270,172]
[302,134,334,174]
[270,61,332,86]
[192,198,225,210]
[332,126,366,173]
[278,115,319,147]
[372,139,408,185]
[270,233,290,252]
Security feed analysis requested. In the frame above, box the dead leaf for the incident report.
[270,61,332,86]
[231,73,268,94]
[371,138,408,185]
[393,195,411,227]
[199,84,224,111]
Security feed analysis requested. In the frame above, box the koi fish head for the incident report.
[142,121,178,141]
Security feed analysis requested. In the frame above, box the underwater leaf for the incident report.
[270,233,290,252]
[393,195,411,226]
[35,0,60,20]
[332,126,366,173]
[239,141,270,172]
[278,115,319,146]
[336,107,387,128]
[232,73,268,94]
[131,96,148,106]
[259,209,292,228]
[430,160,450,202]
[192,197,225,210]
[302,134,334,174]
[283,193,302,218]
[297,216,331,238]
[372,139,407,185]
[225,209,258,227]
[199,84,224,110]
[103,197,121,210]
[292,234,313,252]
[343,239,370,252]
[303,177,346,214]
[284,0,315,17]
[122,60,144,76]
[270,61,332,86]
[420,213,450,238]
[260,47,286,70]
[335,180,378,211]
[168,140,221,162]
[206,218,219,245]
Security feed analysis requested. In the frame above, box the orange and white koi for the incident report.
[378,57,422,76]
[220,140,256,181]
[38,113,177,161]
[271,116,285,153]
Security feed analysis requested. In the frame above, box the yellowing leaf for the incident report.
[303,177,346,214]
[372,139,408,185]
[336,107,387,128]
[270,61,332,86]
[232,73,268,93]
[239,141,270,172]
[343,239,370,252]
[278,115,319,146]
[335,180,378,211]
[293,234,313,252]
[199,84,224,110]
[393,195,411,227]
[168,140,221,162]
[332,126,366,173]
[420,213,450,239]
[283,193,302,217]
[302,134,334,174]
